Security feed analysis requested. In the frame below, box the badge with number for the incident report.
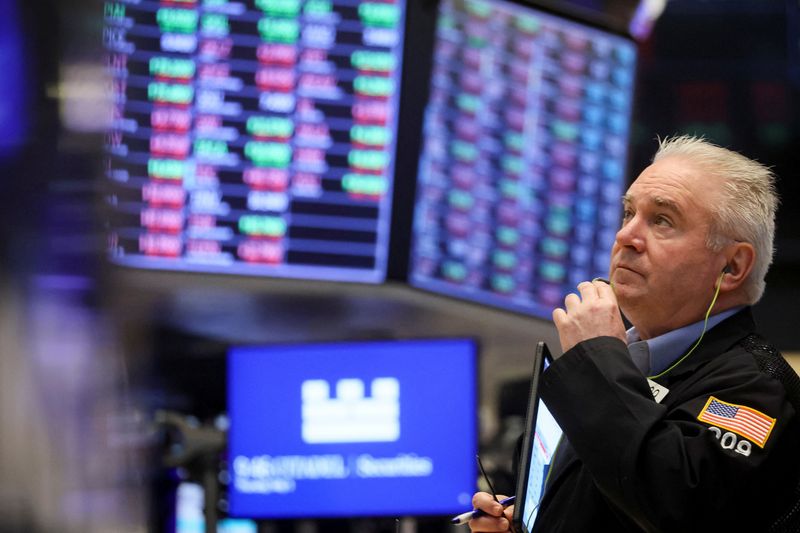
[647,378,669,403]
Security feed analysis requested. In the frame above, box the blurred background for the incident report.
[1,0,799,531]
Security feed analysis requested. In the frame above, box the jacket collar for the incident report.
[656,306,756,384]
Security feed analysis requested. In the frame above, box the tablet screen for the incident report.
[514,342,563,532]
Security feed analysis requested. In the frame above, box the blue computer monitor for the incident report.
[227,338,478,518]
[0,0,29,158]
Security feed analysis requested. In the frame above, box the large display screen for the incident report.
[409,0,637,317]
[103,0,406,283]
[227,338,477,518]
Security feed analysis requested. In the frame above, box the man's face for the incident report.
[609,156,728,339]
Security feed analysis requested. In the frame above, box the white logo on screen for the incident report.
[301,378,400,444]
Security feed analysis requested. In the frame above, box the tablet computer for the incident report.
[512,341,563,532]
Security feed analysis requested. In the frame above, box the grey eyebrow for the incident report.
[622,194,681,213]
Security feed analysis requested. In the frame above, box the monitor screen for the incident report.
[409,0,637,317]
[103,0,406,283]
[518,355,561,531]
[227,338,477,518]
[0,0,29,158]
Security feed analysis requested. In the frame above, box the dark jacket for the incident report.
[535,308,800,532]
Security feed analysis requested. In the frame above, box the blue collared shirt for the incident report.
[627,307,744,377]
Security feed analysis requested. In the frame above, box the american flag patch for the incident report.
[697,396,776,448]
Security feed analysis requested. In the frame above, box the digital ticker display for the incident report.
[103,0,406,283]
[410,0,637,317]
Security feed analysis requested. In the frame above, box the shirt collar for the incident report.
[626,306,744,376]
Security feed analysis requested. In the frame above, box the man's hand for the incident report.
[468,492,514,532]
[552,280,627,353]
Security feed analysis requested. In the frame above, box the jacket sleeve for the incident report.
[539,335,798,532]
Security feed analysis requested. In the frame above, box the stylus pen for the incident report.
[450,495,516,525]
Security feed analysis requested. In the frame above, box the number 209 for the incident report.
[708,426,752,457]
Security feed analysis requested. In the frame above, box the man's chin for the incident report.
[611,282,644,308]
[611,265,645,282]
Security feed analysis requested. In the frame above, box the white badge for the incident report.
[647,378,670,403]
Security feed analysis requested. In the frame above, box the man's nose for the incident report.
[615,217,645,252]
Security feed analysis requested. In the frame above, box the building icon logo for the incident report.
[301,378,400,444]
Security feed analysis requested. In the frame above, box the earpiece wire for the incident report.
[647,271,724,380]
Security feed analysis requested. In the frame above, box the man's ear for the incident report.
[721,242,755,291]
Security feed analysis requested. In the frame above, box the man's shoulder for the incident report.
[739,333,800,414]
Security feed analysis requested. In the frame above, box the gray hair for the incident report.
[653,135,779,304]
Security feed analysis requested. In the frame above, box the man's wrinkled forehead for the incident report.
[622,192,683,215]
[629,157,725,206]
[621,160,716,218]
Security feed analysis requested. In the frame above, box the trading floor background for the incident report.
[1,0,798,531]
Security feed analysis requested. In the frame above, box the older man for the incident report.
[471,136,800,532]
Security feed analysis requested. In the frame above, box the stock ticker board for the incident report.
[103,0,406,283]
[409,0,637,318]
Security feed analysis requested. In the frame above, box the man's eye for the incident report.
[655,215,672,226]
[622,209,633,220]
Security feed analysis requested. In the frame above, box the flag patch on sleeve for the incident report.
[697,396,776,448]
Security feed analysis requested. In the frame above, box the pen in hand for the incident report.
[450,495,516,525]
